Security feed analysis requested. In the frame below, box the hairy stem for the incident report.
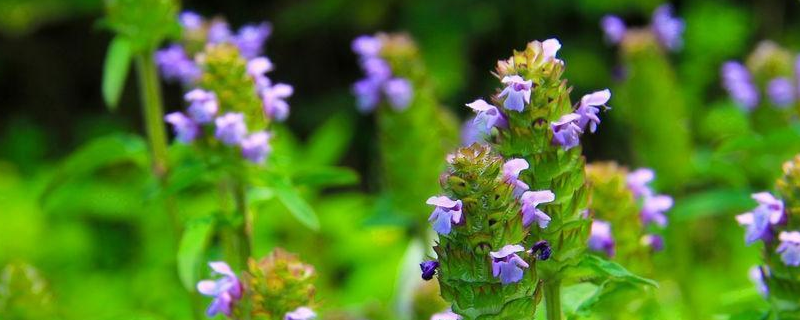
[135,52,170,177]
[544,280,562,320]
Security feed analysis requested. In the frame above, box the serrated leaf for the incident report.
[272,176,320,231]
[574,255,658,288]
[102,36,133,110]
[177,217,215,290]
[292,166,359,188]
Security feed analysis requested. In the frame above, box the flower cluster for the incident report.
[721,42,800,111]
[601,4,685,52]
[352,34,413,112]
[627,168,673,227]
[736,192,785,245]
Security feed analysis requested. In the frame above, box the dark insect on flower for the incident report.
[420,260,439,281]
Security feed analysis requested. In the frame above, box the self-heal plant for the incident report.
[721,41,800,114]
[601,4,685,52]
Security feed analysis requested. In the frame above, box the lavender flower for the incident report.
[520,190,555,228]
[208,20,232,44]
[542,38,563,64]
[766,77,796,108]
[352,35,383,57]
[197,261,243,317]
[576,89,610,133]
[796,55,800,97]
[551,113,583,151]
[215,113,248,145]
[530,240,552,260]
[498,75,533,112]
[285,307,316,320]
[502,158,530,197]
[384,78,413,110]
[736,192,785,245]
[461,118,486,146]
[641,234,665,251]
[465,99,507,136]
[749,266,769,297]
[601,15,626,44]
[651,4,685,51]
[240,131,271,163]
[588,220,615,257]
[626,168,655,198]
[427,196,464,235]
[362,57,392,80]
[353,77,382,113]
[179,11,203,31]
[234,23,271,59]
[490,244,530,284]
[155,45,201,84]
[420,260,439,280]
[184,89,219,124]
[260,83,293,121]
[777,231,800,266]
[721,61,759,111]
[165,112,199,143]
[430,310,461,320]
[641,194,672,227]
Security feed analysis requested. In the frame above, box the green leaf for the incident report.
[292,166,359,188]
[303,112,355,166]
[102,36,133,110]
[670,189,753,221]
[574,255,658,288]
[177,217,215,290]
[272,176,320,231]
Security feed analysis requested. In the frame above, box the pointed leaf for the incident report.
[177,217,215,290]
[102,36,133,110]
[272,176,320,231]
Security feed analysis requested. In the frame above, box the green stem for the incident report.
[135,52,170,178]
[233,179,252,267]
[544,280,562,320]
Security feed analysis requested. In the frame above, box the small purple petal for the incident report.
[240,131,272,163]
[542,38,563,63]
[589,220,615,257]
[214,113,248,145]
[185,89,218,124]
[420,260,439,280]
[352,35,383,57]
[766,77,795,108]
[499,75,533,112]
[627,168,654,198]
[430,310,461,320]
[234,23,271,59]
[601,15,626,44]
[179,11,204,31]
[651,4,685,51]
[165,112,199,143]
[384,78,413,110]
[285,307,316,320]
[721,61,759,111]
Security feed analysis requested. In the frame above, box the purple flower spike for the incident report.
[384,78,413,110]
[588,220,615,257]
[234,23,271,59]
[426,196,464,235]
[214,113,247,145]
[651,4,685,51]
[352,35,383,57]
[430,310,461,320]
[208,21,232,44]
[240,131,272,164]
[185,89,219,124]
[165,112,199,143]
[551,113,583,150]
[261,83,293,121]
[520,190,555,228]
[736,192,785,245]
[466,99,507,136]
[601,15,626,44]
[641,234,664,251]
[155,45,201,85]
[502,158,530,197]
[767,77,796,108]
[721,61,759,111]
[420,260,439,281]
[777,231,800,266]
[285,307,316,320]
[542,38,563,64]
[749,266,769,297]
[490,244,530,284]
[353,78,382,113]
[641,194,672,227]
[530,240,552,260]
[179,11,203,31]
[627,168,654,198]
[499,75,533,112]
[576,89,610,133]
[197,261,243,317]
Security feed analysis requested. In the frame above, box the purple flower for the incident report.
[542,38,563,64]
[427,196,464,235]
[651,4,685,51]
[353,77,382,113]
[165,112,199,143]
[240,131,271,163]
[208,20,232,44]
[461,118,486,146]
[499,75,533,112]
[490,244,530,284]
[721,61,759,110]
[384,78,413,110]
[520,190,555,228]
[749,266,769,297]
[777,231,800,266]
[641,234,665,251]
[352,35,383,57]
[179,11,204,31]
[214,113,247,145]
[285,307,316,320]
[420,260,439,281]
[530,240,552,260]
[247,57,274,89]
[626,168,654,198]
[260,83,293,121]
[551,113,583,151]
[430,310,461,320]
[466,99,507,136]
[641,194,672,227]
[197,261,243,317]
[155,45,201,85]
[234,23,271,59]
[576,89,610,133]
[502,158,530,197]
[588,220,615,257]
[795,55,800,97]
[601,15,626,44]
[184,89,218,124]
[362,57,392,80]
[767,77,795,108]
[736,192,785,244]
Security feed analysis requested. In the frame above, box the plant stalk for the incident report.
[135,52,170,178]
[544,280,562,320]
